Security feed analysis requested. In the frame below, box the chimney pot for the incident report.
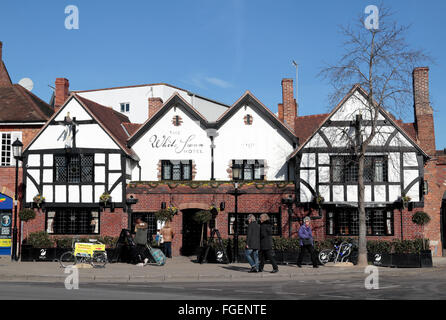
[413,67,435,155]
[0,41,3,62]
[148,97,164,119]
[280,78,296,134]
[55,78,70,112]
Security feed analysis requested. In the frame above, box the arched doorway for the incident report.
[0,193,13,256]
[441,192,446,257]
[181,206,209,256]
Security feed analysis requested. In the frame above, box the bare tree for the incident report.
[320,5,431,266]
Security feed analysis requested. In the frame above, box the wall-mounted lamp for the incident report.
[161,202,166,209]
[423,181,429,195]
[220,202,225,211]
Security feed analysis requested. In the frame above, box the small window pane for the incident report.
[182,162,191,180]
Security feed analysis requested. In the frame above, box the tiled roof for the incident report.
[294,113,329,144]
[74,94,136,157]
[0,84,54,122]
[122,122,142,136]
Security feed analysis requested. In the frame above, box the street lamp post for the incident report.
[227,181,246,263]
[11,138,23,262]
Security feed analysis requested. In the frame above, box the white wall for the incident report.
[131,106,211,181]
[214,104,294,181]
[77,84,229,123]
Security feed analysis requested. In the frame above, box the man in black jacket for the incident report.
[245,214,260,272]
[258,214,279,273]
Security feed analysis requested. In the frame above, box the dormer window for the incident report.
[120,103,130,113]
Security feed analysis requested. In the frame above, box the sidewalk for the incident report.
[1,256,445,283]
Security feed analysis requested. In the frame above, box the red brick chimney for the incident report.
[0,41,3,63]
[148,97,164,119]
[55,78,70,113]
[280,79,297,133]
[413,67,436,156]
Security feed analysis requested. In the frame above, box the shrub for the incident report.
[412,211,431,226]
[26,231,54,248]
[367,240,392,254]
[54,237,74,249]
[19,209,36,222]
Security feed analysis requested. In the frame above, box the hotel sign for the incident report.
[148,130,205,154]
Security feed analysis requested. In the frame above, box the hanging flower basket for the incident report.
[155,206,177,222]
[313,194,325,208]
[33,194,45,208]
[401,195,411,209]
[99,192,111,205]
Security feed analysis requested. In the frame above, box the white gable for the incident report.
[214,103,294,180]
[131,105,211,180]
[28,98,120,151]
[330,91,385,121]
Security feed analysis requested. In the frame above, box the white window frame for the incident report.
[120,102,130,113]
[1,131,22,167]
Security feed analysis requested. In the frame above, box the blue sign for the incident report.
[0,194,12,210]
[0,193,12,255]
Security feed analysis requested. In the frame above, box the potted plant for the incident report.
[411,211,433,267]
[193,210,212,248]
[32,194,45,208]
[21,231,55,262]
[19,208,36,243]
[367,240,393,267]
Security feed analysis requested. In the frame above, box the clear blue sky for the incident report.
[1,0,445,148]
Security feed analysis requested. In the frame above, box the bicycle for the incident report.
[318,241,353,265]
[59,238,108,268]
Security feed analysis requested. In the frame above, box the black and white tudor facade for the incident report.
[20,81,431,246]
[289,85,428,237]
[23,94,138,235]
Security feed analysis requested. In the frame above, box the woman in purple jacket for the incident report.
[297,216,318,268]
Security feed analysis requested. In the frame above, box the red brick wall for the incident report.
[0,125,43,240]
[128,183,295,256]
[413,67,436,156]
[148,97,163,119]
[281,79,296,133]
[21,207,128,242]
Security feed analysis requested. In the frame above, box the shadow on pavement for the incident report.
[220,265,251,272]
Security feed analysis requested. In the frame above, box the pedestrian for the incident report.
[258,213,279,273]
[297,216,318,268]
[134,217,149,266]
[245,214,260,273]
[161,220,174,258]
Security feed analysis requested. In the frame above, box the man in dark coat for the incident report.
[245,214,260,272]
[258,214,279,273]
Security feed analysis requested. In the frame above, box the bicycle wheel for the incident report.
[91,252,107,268]
[318,249,333,265]
[59,251,77,268]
